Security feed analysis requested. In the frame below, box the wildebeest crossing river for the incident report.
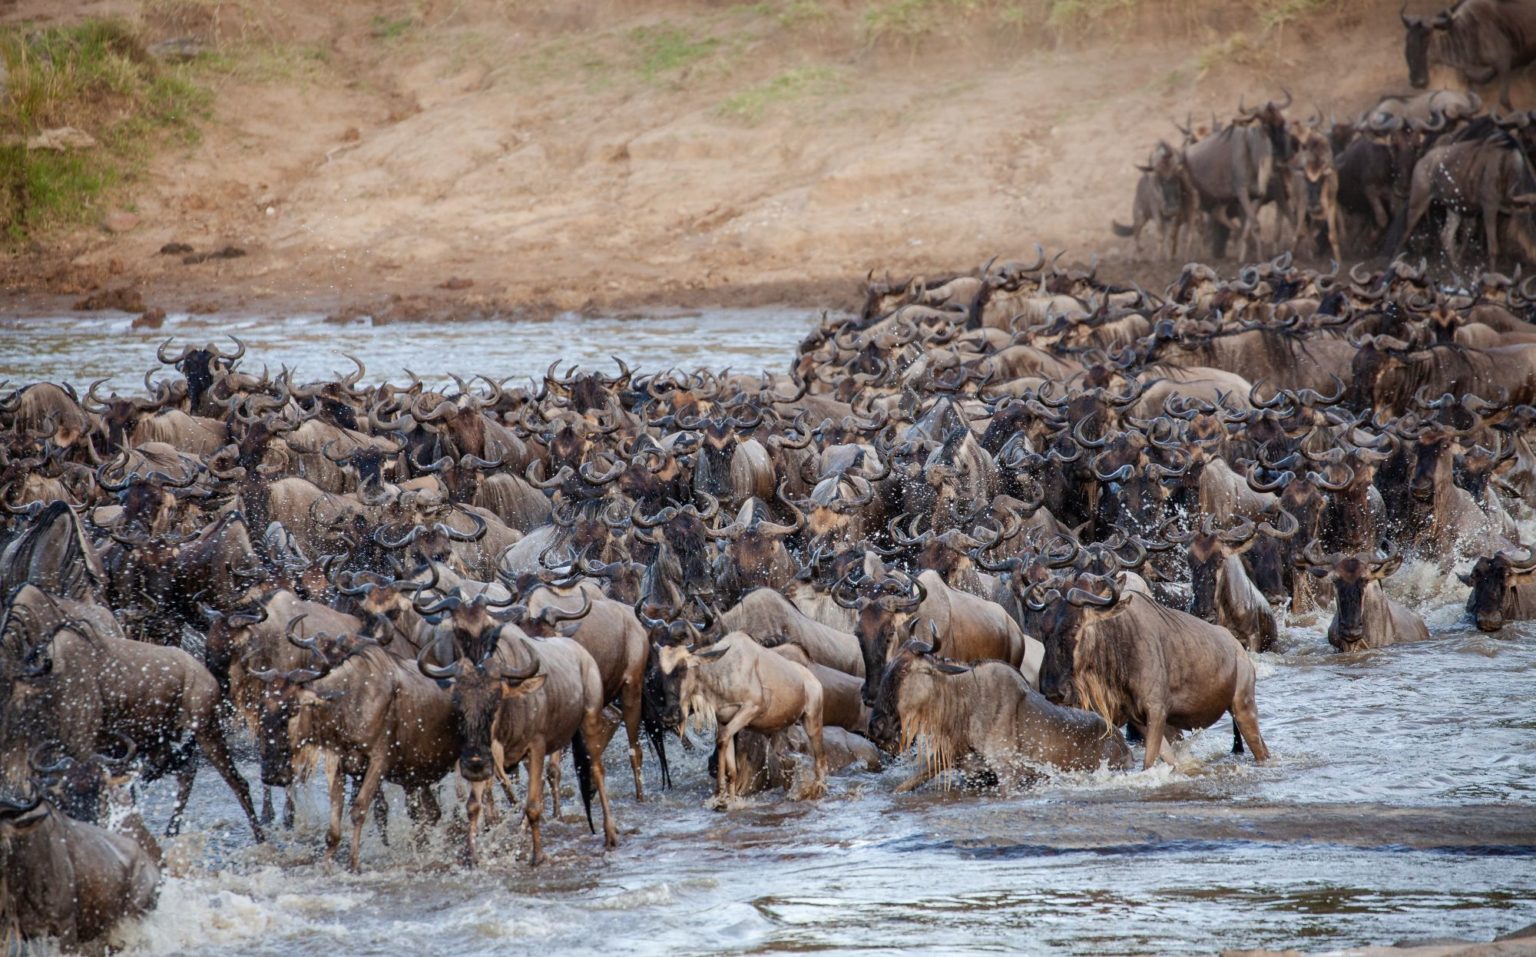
[2,302,1535,956]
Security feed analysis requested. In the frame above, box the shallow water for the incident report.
[4,312,1535,956]
[0,308,815,387]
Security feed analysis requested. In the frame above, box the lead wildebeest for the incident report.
[868,641,1132,792]
[417,595,619,865]
[1031,575,1269,769]
[1296,546,1430,651]
[1403,0,1536,109]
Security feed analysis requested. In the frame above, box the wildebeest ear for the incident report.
[1305,565,1332,580]
[695,645,732,662]
[500,674,547,698]
[1377,555,1404,578]
[934,661,969,675]
[1456,571,1474,585]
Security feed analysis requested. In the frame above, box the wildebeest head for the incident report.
[653,640,731,729]
[868,639,968,756]
[444,645,542,784]
[251,667,324,787]
[158,336,245,413]
[1401,7,1451,89]
[1026,572,1122,705]
[1460,548,1536,632]
[832,571,926,703]
[1298,546,1402,649]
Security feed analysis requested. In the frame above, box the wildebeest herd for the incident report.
[3,247,1536,948]
[1113,0,1536,268]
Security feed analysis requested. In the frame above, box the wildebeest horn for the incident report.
[500,647,541,682]
[417,640,460,680]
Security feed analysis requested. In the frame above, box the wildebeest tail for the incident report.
[1380,199,1412,260]
[641,666,672,788]
[1111,220,1136,237]
[570,730,596,835]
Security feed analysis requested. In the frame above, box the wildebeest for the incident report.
[418,596,619,865]
[1032,576,1269,769]
[869,641,1132,792]
[1460,545,1536,631]
[1389,132,1536,267]
[0,788,160,949]
[1291,129,1344,264]
[1184,91,1292,259]
[1403,0,1536,109]
[1296,547,1430,651]
[656,633,828,803]
[1113,141,1199,258]
[254,636,457,872]
[1,584,266,843]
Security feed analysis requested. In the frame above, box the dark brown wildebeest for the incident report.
[868,641,1132,793]
[1113,140,1199,259]
[0,788,160,950]
[1296,546,1430,651]
[1390,133,1536,268]
[1460,545,1536,631]
[1031,575,1270,770]
[1184,91,1293,259]
[418,596,619,865]
[1,584,266,843]
[1403,0,1536,109]
[253,634,456,872]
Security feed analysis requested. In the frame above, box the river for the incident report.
[3,309,1534,956]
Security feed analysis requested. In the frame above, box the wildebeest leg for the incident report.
[324,760,346,864]
[582,709,620,848]
[523,741,550,865]
[260,785,275,825]
[1232,717,1245,754]
[465,778,488,867]
[546,754,563,820]
[801,684,828,799]
[284,789,296,829]
[1483,199,1502,267]
[716,705,760,800]
[1140,710,1169,771]
[372,786,389,846]
[483,741,505,827]
[167,753,198,837]
[194,716,266,842]
[1441,209,1464,269]
[1231,679,1270,763]
[621,681,645,801]
[347,752,388,873]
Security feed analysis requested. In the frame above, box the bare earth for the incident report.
[10,0,1528,320]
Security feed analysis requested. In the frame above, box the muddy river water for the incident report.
[3,309,1535,955]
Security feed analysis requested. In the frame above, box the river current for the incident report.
[2,308,1533,955]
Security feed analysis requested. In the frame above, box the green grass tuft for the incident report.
[631,23,720,81]
[719,66,840,121]
[0,18,209,242]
